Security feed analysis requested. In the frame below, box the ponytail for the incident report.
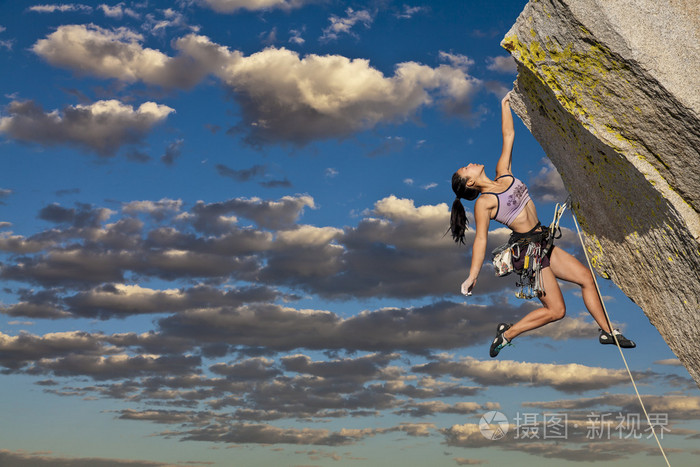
[450,197,468,244]
[450,172,479,244]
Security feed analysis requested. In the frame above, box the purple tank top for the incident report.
[486,175,532,226]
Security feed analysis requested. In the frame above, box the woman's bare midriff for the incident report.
[504,201,540,233]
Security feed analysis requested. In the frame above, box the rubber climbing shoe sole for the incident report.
[599,329,636,348]
[490,323,512,358]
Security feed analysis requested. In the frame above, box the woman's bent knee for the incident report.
[549,305,566,322]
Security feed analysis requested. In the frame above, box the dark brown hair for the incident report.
[450,172,479,244]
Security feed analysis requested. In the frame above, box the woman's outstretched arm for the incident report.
[461,197,491,295]
[495,92,515,177]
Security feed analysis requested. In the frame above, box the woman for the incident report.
[450,92,636,357]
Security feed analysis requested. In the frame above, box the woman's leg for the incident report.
[546,246,612,333]
[503,266,566,340]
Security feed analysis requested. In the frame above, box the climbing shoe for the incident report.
[490,323,513,358]
[496,322,512,334]
[599,329,636,348]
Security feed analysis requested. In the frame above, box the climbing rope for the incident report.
[570,204,671,467]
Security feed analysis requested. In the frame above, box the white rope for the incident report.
[570,207,671,466]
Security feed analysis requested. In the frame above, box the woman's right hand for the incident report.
[461,276,476,296]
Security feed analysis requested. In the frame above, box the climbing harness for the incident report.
[492,198,569,299]
[570,203,671,467]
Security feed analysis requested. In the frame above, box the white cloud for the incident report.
[32,25,225,88]
[99,3,140,19]
[144,8,188,35]
[29,4,93,13]
[288,28,305,45]
[396,5,426,19]
[275,225,343,247]
[372,196,446,226]
[200,0,316,13]
[414,356,643,393]
[32,26,483,144]
[654,358,682,366]
[0,99,174,156]
[486,55,517,74]
[123,198,184,217]
[320,8,373,42]
[219,47,481,144]
[439,51,474,71]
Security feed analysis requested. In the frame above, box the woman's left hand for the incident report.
[501,91,512,106]
[461,276,476,296]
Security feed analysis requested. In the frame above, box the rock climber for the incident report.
[449,91,636,357]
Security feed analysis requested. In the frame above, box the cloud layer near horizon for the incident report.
[1,191,687,463]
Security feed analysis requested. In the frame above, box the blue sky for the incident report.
[0,1,698,466]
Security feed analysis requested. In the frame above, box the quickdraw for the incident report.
[498,196,571,299]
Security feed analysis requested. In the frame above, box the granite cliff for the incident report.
[502,0,700,385]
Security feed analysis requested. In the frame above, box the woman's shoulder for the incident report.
[475,191,497,210]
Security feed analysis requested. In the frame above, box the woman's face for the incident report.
[456,163,483,184]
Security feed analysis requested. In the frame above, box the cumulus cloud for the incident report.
[186,195,316,232]
[0,192,593,313]
[0,193,604,365]
[0,231,56,254]
[122,198,183,220]
[32,26,483,144]
[154,301,539,354]
[523,393,700,420]
[172,421,381,445]
[0,99,174,156]
[320,8,373,42]
[39,202,115,227]
[220,47,481,144]
[413,356,652,393]
[32,25,229,88]
[0,194,524,300]
[33,353,202,380]
[12,283,282,320]
[0,330,110,370]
